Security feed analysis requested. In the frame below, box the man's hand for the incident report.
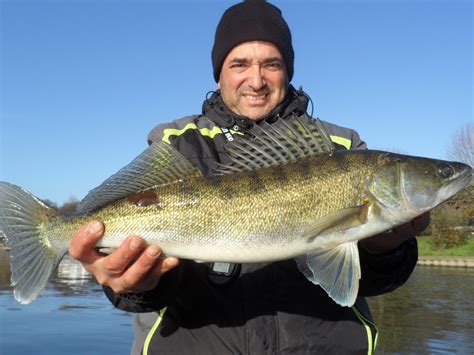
[359,212,431,255]
[69,221,179,294]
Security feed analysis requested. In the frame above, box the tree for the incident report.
[42,199,58,209]
[59,197,80,215]
[446,122,473,166]
[428,205,468,249]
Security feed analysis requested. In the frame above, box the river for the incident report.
[0,250,473,354]
[368,265,474,354]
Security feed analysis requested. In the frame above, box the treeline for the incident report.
[43,197,80,215]
[424,181,474,249]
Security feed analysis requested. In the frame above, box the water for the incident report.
[368,266,474,354]
[0,251,133,355]
[1,250,473,354]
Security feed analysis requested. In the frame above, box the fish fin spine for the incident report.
[296,241,361,307]
[0,182,67,304]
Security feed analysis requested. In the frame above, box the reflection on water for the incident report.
[0,249,133,355]
[0,249,10,289]
[368,265,474,354]
[0,248,98,295]
[1,249,473,354]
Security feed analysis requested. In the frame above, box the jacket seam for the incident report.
[143,307,167,355]
[352,305,377,355]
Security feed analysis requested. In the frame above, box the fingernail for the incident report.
[129,238,142,250]
[87,221,103,235]
[146,245,161,258]
[165,257,179,268]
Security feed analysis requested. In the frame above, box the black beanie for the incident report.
[212,0,294,83]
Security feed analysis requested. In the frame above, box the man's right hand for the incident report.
[69,220,179,294]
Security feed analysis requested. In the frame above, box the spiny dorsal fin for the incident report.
[77,142,201,214]
[215,116,334,174]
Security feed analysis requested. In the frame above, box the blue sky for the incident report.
[1,0,472,205]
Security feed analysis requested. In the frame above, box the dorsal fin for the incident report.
[215,116,335,174]
[77,142,201,214]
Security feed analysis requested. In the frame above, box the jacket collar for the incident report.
[202,85,310,129]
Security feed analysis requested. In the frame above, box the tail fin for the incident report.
[0,182,67,304]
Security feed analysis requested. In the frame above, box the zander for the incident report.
[0,117,471,306]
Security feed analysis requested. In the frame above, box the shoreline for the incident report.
[418,256,474,268]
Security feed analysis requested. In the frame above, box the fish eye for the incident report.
[438,164,454,179]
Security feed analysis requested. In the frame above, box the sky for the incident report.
[1,0,472,205]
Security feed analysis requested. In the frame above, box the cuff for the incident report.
[358,238,418,296]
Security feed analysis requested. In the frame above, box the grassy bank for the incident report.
[417,236,474,257]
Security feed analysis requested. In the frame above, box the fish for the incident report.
[0,117,472,306]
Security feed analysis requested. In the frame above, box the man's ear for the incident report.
[217,81,221,89]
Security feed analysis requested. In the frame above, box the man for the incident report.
[70,1,429,353]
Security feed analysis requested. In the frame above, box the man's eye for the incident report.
[266,62,282,69]
[230,63,246,68]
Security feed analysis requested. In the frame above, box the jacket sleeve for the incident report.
[102,262,184,312]
[358,237,418,296]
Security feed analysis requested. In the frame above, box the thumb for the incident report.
[69,221,104,264]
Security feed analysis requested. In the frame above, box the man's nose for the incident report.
[248,65,266,90]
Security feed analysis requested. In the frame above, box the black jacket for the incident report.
[105,88,418,355]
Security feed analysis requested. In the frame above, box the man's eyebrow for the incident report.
[229,57,249,64]
[261,57,284,64]
[228,57,283,64]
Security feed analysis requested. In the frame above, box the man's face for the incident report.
[218,41,289,121]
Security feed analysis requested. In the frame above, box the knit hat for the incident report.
[212,0,294,82]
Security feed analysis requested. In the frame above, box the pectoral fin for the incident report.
[296,241,361,307]
[303,204,369,240]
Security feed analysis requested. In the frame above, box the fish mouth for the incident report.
[452,165,472,191]
[434,164,472,207]
[461,167,473,185]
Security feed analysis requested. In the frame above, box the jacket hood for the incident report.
[202,85,310,129]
